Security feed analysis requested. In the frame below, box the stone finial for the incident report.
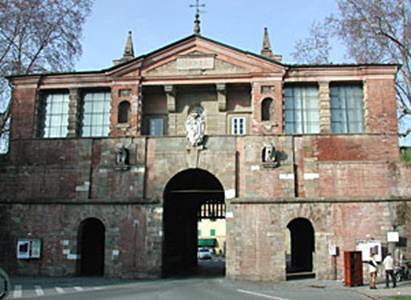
[123,31,135,59]
[194,13,201,35]
[261,27,273,58]
[113,31,135,66]
[260,27,283,62]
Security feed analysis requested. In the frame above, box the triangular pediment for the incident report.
[145,51,249,76]
[107,35,286,79]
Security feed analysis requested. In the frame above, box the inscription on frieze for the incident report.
[177,55,215,70]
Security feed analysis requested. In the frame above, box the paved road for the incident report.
[8,277,372,300]
[8,259,410,300]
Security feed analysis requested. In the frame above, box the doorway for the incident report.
[286,218,315,275]
[78,218,105,276]
[162,169,225,277]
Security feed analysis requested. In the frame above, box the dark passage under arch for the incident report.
[162,168,225,277]
[287,218,315,274]
[78,218,105,276]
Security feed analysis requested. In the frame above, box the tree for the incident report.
[292,0,411,141]
[0,0,94,150]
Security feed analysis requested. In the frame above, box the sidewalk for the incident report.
[352,280,411,299]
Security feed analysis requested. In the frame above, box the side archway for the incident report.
[286,218,315,274]
[77,218,105,276]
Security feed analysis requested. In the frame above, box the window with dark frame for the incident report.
[231,116,246,135]
[40,92,70,138]
[81,91,111,137]
[330,84,364,133]
[284,85,320,134]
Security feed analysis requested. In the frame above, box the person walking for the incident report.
[383,253,396,288]
[369,252,378,289]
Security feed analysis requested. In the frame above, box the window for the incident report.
[261,98,273,121]
[210,229,216,237]
[231,116,246,135]
[118,89,131,97]
[118,101,130,123]
[81,91,111,137]
[148,117,164,136]
[261,85,275,94]
[198,230,202,236]
[41,92,70,138]
[284,85,320,134]
[330,84,364,133]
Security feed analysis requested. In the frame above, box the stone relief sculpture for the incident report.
[115,144,129,170]
[185,107,205,147]
[262,143,279,168]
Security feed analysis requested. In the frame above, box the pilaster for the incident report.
[164,85,176,112]
[319,81,331,134]
[363,80,369,133]
[216,83,226,111]
[164,85,177,135]
[68,88,81,137]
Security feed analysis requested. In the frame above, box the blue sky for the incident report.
[76,0,343,70]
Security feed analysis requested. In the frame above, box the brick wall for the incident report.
[0,203,162,278]
[10,87,37,140]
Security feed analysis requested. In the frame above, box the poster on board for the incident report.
[356,240,382,262]
[16,239,41,259]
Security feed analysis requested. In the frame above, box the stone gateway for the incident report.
[0,23,410,282]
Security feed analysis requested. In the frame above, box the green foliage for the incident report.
[389,297,411,300]
[400,147,411,163]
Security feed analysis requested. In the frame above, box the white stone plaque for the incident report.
[225,189,236,199]
[279,173,294,180]
[387,231,399,242]
[177,56,215,70]
[250,165,260,171]
[67,254,79,260]
[328,242,337,256]
[304,173,320,180]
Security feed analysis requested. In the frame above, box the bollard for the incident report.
[0,268,10,300]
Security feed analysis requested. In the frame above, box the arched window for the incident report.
[118,101,130,123]
[261,98,273,121]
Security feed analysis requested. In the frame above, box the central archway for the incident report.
[162,169,225,277]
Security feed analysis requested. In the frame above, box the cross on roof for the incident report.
[190,0,206,35]
[190,0,205,16]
